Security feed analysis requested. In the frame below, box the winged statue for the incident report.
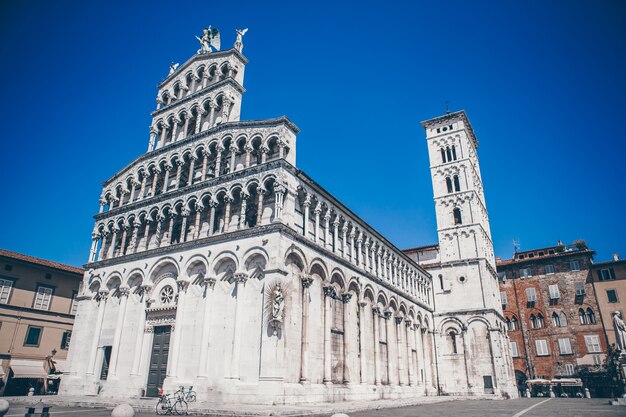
[234,28,248,52]
[196,26,221,54]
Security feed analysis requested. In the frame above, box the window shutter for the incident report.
[558,338,572,355]
[549,284,560,299]
[526,287,536,302]
[575,281,585,296]
[610,268,616,280]
[510,341,519,357]
[500,291,507,306]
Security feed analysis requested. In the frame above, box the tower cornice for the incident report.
[421,110,478,149]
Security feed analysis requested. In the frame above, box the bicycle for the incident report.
[175,385,196,402]
[155,388,188,415]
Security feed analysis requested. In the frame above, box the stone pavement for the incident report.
[3,397,626,417]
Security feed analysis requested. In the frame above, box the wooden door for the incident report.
[146,325,171,397]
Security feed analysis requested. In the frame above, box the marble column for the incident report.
[323,213,331,247]
[107,226,119,258]
[162,163,172,194]
[414,324,424,386]
[108,286,130,378]
[372,307,381,385]
[180,208,190,243]
[244,145,253,168]
[131,284,151,375]
[359,301,368,384]
[214,146,223,177]
[139,175,147,200]
[332,219,340,253]
[385,311,394,385]
[198,277,217,377]
[229,145,237,172]
[148,128,157,152]
[174,160,184,189]
[208,201,217,236]
[342,293,352,384]
[238,192,248,229]
[200,150,209,181]
[87,290,109,375]
[302,195,311,239]
[193,202,204,240]
[313,203,322,244]
[228,273,248,379]
[299,276,313,383]
[169,277,190,377]
[395,316,405,386]
[150,168,160,196]
[89,234,99,262]
[406,321,416,386]
[341,224,348,259]
[187,155,197,186]
[323,286,334,384]
[223,197,232,233]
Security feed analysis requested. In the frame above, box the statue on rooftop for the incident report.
[234,28,248,52]
[196,26,220,54]
[169,63,179,75]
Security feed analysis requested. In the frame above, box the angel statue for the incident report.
[234,28,248,52]
[196,26,221,54]
[168,62,179,75]
[272,284,284,321]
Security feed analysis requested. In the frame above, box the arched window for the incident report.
[448,330,458,354]
[579,308,587,325]
[510,316,518,330]
[559,312,568,327]
[586,308,596,324]
[453,208,462,225]
[446,146,452,162]
[446,177,453,193]
[453,175,461,192]
[552,312,561,327]
[506,317,511,330]
[530,314,537,329]
[441,148,446,163]
[537,313,545,328]
[452,145,457,160]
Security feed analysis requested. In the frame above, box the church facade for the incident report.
[60,29,516,404]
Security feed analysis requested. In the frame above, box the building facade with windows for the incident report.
[497,242,606,394]
[0,249,82,396]
[591,254,626,349]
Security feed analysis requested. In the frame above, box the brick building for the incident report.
[590,254,626,349]
[497,241,606,395]
[0,249,83,396]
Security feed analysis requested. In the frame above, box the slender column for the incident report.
[171,118,180,141]
[98,197,106,214]
[323,212,331,248]
[332,218,340,253]
[180,208,190,243]
[150,168,160,196]
[166,213,175,246]
[162,163,172,193]
[200,150,209,181]
[356,232,363,266]
[300,276,313,383]
[260,146,269,163]
[256,189,265,226]
[98,232,108,260]
[229,273,248,379]
[358,301,367,384]
[169,277,190,377]
[193,202,204,240]
[187,155,197,186]
[417,327,427,386]
[244,145,253,168]
[462,329,471,388]
[363,239,371,271]
[302,195,311,238]
[128,219,140,252]
[229,145,237,172]
[148,128,157,152]
[376,249,382,277]
[108,286,130,377]
[159,125,168,148]
[174,160,184,189]
[107,226,119,258]
[372,307,381,385]
[222,96,232,122]
[322,286,334,384]
[385,311,394,385]
[89,234,99,262]
[274,184,285,221]
[202,71,209,88]
[183,114,191,139]
[87,290,108,375]
[349,229,356,262]
[214,145,223,177]
[342,293,352,384]
[414,324,423,386]
[142,218,151,252]
[195,110,203,134]
[139,175,147,201]
[396,316,405,385]
[238,192,248,229]
[313,202,322,244]
[154,213,164,247]
[117,190,126,208]
[129,181,138,203]
[341,224,348,258]
[208,201,217,236]
[278,141,286,159]
[208,101,217,127]
[131,284,151,375]
[189,74,198,93]
[198,277,217,377]
[118,223,129,256]
[223,196,232,233]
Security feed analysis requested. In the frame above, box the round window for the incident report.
[459,276,466,283]
[160,285,174,304]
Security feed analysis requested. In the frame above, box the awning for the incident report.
[9,359,47,379]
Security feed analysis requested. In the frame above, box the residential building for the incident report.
[497,241,606,395]
[591,254,626,349]
[0,249,83,396]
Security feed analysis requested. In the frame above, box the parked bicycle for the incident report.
[155,387,188,415]
[175,385,196,402]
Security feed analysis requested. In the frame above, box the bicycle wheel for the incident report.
[174,399,188,415]
[187,392,196,402]
[155,398,169,415]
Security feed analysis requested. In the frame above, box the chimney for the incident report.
[557,240,563,246]
[614,254,620,262]
[496,256,502,262]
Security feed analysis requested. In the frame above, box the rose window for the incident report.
[159,285,174,304]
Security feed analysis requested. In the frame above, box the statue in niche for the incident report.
[234,28,248,52]
[264,280,289,336]
[196,26,221,54]
[613,311,626,353]
[272,285,284,321]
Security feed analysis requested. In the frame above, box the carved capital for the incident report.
[341,293,352,304]
[118,285,130,297]
[323,286,337,299]
[383,311,392,320]
[372,306,381,316]
[163,163,173,171]
[301,276,314,289]
[395,316,404,325]
[234,272,248,283]
[195,202,205,212]
[203,276,217,288]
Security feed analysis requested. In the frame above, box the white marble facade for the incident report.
[60,35,441,404]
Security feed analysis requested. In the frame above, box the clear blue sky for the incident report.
[1,0,624,267]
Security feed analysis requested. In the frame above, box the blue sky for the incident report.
[0,0,624,267]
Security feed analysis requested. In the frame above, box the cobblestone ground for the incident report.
[4,398,626,417]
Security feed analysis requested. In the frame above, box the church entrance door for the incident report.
[146,325,171,397]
